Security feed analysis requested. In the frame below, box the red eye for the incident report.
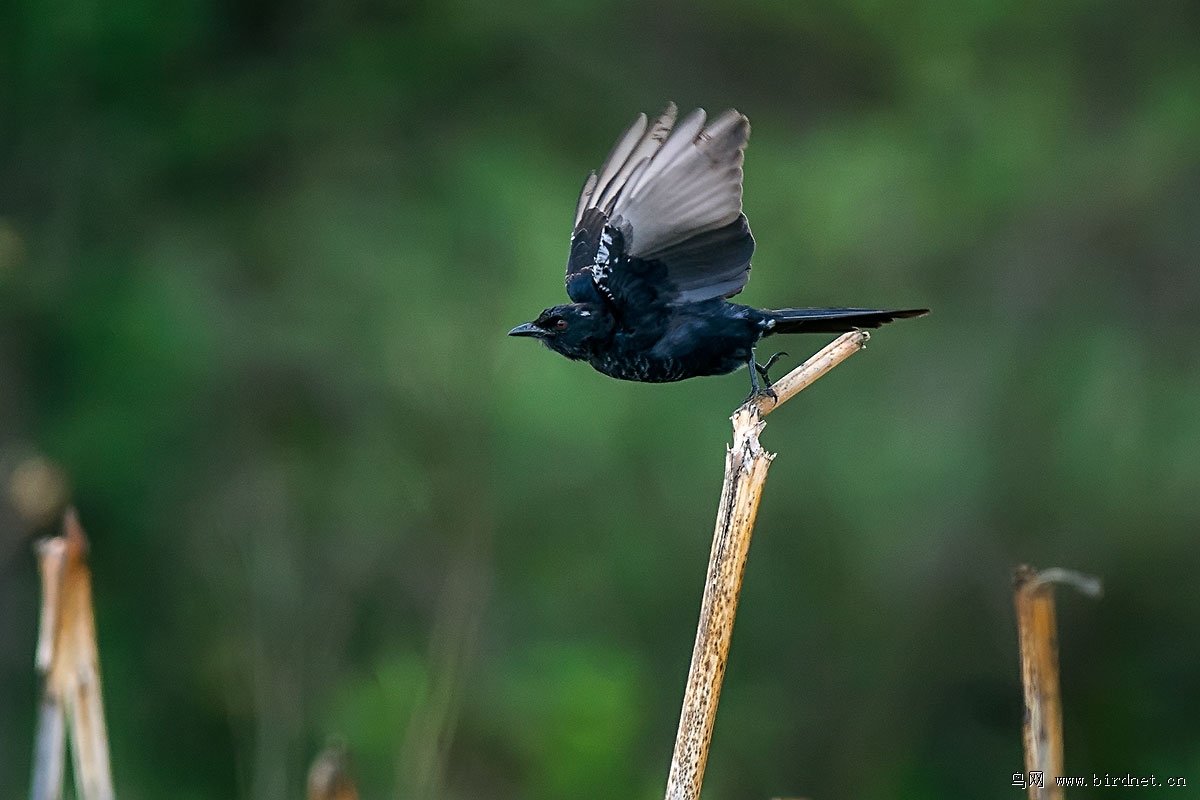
[555,319,568,330]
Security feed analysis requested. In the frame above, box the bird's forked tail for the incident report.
[764,306,928,335]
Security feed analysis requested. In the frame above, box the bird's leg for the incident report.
[744,348,786,404]
[754,351,789,385]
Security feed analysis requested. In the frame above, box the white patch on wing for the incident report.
[593,228,613,272]
[590,227,615,293]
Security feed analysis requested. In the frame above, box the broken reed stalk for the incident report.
[1012,565,1102,800]
[307,743,360,800]
[31,509,115,800]
[664,330,870,800]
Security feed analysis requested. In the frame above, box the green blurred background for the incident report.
[2,0,1199,797]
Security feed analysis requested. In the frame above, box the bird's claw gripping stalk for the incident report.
[754,351,789,383]
[746,350,790,404]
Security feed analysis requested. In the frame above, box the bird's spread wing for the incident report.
[565,104,755,309]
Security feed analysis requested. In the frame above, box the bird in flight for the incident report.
[509,103,927,397]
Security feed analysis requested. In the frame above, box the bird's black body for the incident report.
[509,104,927,391]
[519,298,765,383]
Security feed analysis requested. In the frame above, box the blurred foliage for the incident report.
[2,0,1200,797]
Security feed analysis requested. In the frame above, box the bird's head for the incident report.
[508,304,607,361]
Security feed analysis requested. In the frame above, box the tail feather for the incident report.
[765,307,928,334]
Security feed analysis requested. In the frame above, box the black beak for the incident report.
[507,322,544,338]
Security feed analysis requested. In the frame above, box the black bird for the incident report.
[509,104,927,395]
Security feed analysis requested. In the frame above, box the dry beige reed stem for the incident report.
[1012,564,1102,800]
[31,510,115,800]
[664,330,869,800]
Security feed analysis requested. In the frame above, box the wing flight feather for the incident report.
[567,104,755,305]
